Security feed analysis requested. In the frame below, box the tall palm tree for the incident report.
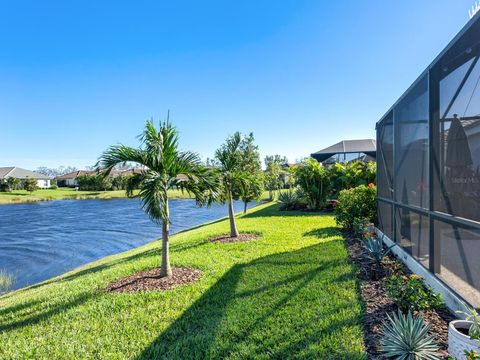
[215,132,250,238]
[97,120,218,277]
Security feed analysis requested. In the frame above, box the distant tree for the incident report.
[112,174,129,190]
[264,154,288,168]
[236,132,263,212]
[36,166,78,177]
[264,163,281,200]
[0,177,19,192]
[100,176,113,191]
[215,132,251,237]
[23,178,38,193]
[97,119,219,277]
[236,173,263,213]
[5,177,20,192]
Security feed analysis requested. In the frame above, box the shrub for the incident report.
[278,188,306,211]
[294,158,331,210]
[386,274,444,312]
[335,184,377,230]
[50,184,58,190]
[23,178,38,192]
[327,161,376,197]
[381,310,440,360]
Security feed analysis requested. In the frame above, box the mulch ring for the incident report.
[345,234,455,359]
[208,232,260,243]
[105,267,202,294]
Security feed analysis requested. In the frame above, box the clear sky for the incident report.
[0,0,476,169]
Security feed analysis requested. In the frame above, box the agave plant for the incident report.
[382,310,441,360]
[365,235,396,266]
[277,188,305,211]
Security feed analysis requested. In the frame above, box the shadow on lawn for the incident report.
[17,234,210,293]
[136,241,365,359]
[242,203,331,219]
[303,227,340,239]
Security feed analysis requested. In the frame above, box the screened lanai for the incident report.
[310,139,376,164]
[376,13,480,308]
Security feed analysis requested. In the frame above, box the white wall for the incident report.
[36,179,51,188]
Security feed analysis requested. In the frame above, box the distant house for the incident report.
[55,168,144,187]
[55,170,96,187]
[310,139,376,164]
[0,167,52,188]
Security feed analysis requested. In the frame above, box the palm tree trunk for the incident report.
[243,200,247,214]
[228,189,239,237]
[160,200,172,277]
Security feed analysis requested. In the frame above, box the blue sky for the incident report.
[0,0,476,169]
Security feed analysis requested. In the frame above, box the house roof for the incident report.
[0,167,52,179]
[55,168,143,180]
[55,170,96,180]
[311,139,377,162]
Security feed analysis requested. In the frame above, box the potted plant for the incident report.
[449,304,480,359]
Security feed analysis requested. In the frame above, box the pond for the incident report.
[0,198,254,290]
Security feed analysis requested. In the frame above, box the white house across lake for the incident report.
[0,167,52,188]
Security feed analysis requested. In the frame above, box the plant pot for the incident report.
[448,320,480,359]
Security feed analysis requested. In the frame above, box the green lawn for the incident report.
[0,203,366,359]
[0,188,193,204]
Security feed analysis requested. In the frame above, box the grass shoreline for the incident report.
[0,188,193,205]
[0,202,366,359]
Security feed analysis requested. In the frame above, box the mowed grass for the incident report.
[0,188,193,204]
[0,203,366,359]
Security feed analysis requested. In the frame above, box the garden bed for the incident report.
[345,233,455,359]
[106,267,202,293]
[208,232,260,243]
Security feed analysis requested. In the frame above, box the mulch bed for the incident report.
[345,233,455,359]
[208,233,260,243]
[105,267,202,294]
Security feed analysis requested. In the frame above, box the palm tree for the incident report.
[97,119,218,277]
[215,132,250,237]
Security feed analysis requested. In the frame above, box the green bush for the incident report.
[50,185,58,190]
[294,158,331,210]
[23,178,38,193]
[386,274,444,312]
[335,184,377,230]
[327,161,376,197]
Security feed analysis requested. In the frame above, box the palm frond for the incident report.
[97,145,147,175]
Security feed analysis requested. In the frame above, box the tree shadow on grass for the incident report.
[16,236,210,293]
[242,203,331,219]
[0,291,96,332]
[136,241,366,359]
[303,227,341,239]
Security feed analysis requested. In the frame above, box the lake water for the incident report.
[0,198,253,290]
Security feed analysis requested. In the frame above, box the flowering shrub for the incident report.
[386,274,444,312]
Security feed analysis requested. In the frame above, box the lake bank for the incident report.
[0,198,256,290]
[0,202,365,359]
[0,188,192,205]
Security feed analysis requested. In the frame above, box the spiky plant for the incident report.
[365,235,396,265]
[381,310,441,360]
[278,188,305,211]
